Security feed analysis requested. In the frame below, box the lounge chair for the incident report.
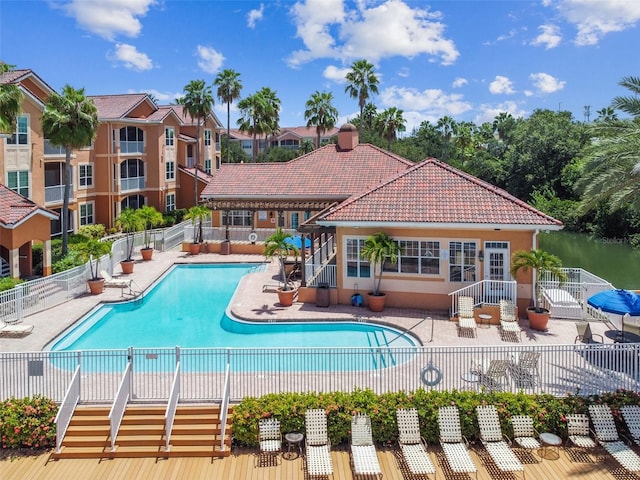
[474,358,510,392]
[305,409,333,478]
[256,418,281,466]
[511,415,541,454]
[457,296,477,338]
[476,405,525,477]
[565,414,597,451]
[509,351,541,388]
[620,405,640,446]
[588,404,640,472]
[0,322,34,337]
[100,270,132,295]
[499,300,522,342]
[350,414,382,479]
[396,408,436,477]
[574,322,603,344]
[437,406,478,477]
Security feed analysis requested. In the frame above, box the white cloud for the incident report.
[323,64,351,83]
[109,43,153,71]
[380,85,472,117]
[489,76,516,95]
[287,0,458,67]
[61,0,156,41]
[452,77,468,88]
[529,72,566,93]
[247,3,264,29]
[397,67,410,78]
[552,0,640,46]
[196,45,225,74]
[474,101,527,124]
[531,24,562,49]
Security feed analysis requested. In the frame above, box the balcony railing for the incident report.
[117,141,145,154]
[120,177,145,191]
[45,185,72,203]
[44,140,66,156]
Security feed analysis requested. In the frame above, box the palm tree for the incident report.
[257,87,281,153]
[42,85,99,256]
[177,80,214,205]
[137,205,164,251]
[375,107,406,149]
[0,63,23,135]
[345,59,379,139]
[115,208,143,262]
[304,90,338,149]
[263,227,299,292]
[612,76,640,116]
[299,138,314,155]
[214,69,242,164]
[510,249,567,313]
[360,232,400,297]
[185,205,210,245]
[237,93,265,161]
[360,102,378,132]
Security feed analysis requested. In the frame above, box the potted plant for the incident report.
[137,205,163,261]
[264,227,300,306]
[510,248,568,331]
[185,205,210,255]
[360,232,400,312]
[76,239,113,294]
[115,208,143,274]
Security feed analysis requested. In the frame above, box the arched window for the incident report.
[118,126,144,153]
[120,159,145,191]
[121,195,145,211]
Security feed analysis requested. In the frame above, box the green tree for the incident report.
[257,87,281,153]
[137,205,164,249]
[345,59,379,139]
[360,232,400,297]
[115,208,143,261]
[178,79,214,205]
[237,93,266,161]
[214,69,242,164]
[299,139,315,155]
[304,90,338,149]
[375,107,406,149]
[185,205,210,244]
[0,63,23,134]
[437,115,457,161]
[510,249,567,312]
[42,85,99,256]
[263,227,299,291]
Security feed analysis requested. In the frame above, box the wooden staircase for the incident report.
[51,404,232,459]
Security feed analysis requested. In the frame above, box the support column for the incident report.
[42,239,52,276]
[9,247,20,279]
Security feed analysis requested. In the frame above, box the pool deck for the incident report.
[0,249,614,352]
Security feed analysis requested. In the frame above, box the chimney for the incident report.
[337,123,358,151]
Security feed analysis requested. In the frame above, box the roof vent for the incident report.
[337,123,358,151]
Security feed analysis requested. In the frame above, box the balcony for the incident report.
[120,176,145,191]
[117,141,145,154]
[44,140,66,156]
[45,185,72,204]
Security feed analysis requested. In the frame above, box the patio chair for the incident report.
[511,415,541,454]
[565,414,597,451]
[620,405,640,446]
[350,414,382,479]
[457,296,477,338]
[396,409,436,477]
[437,406,478,477]
[305,409,333,478]
[100,269,132,295]
[509,351,541,388]
[588,404,640,472]
[499,300,522,342]
[574,322,603,344]
[256,418,282,466]
[475,358,510,392]
[476,405,525,477]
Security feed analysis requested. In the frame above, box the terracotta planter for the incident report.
[120,260,134,274]
[189,243,201,255]
[220,241,231,255]
[527,307,551,331]
[367,293,387,312]
[141,247,153,261]
[277,287,297,307]
[88,278,105,295]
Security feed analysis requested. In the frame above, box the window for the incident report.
[120,159,144,178]
[291,212,299,229]
[222,210,252,226]
[392,240,440,275]
[165,161,175,180]
[165,127,174,146]
[204,129,212,146]
[121,195,144,210]
[204,158,212,174]
[280,139,299,149]
[7,171,29,197]
[449,241,477,282]
[79,202,94,225]
[118,126,144,153]
[165,193,175,212]
[6,116,28,145]
[79,164,93,187]
[346,238,371,278]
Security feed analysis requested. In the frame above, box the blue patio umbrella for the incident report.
[587,289,640,335]
[284,235,311,249]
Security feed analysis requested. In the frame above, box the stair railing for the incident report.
[54,365,81,453]
[164,359,181,452]
[108,361,132,452]
[219,363,231,452]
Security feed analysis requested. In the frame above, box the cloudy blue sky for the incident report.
[1,0,638,132]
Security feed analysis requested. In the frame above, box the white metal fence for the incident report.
[2,343,638,403]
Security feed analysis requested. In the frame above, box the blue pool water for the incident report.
[48,264,417,371]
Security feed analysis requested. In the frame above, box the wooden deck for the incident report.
[3,444,636,480]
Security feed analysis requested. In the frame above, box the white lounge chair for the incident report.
[396,408,436,477]
[437,406,478,477]
[305,409,333,478]
[589,404,640,472]
[621,405,640,446]
[476,405,524,477]
[0,322,34,337]
[100,270,132,295]
[457,296,477,338]
[350,414,382,479]
[565,414,597,451]
[499,300,522,342]
[256,418,281,466]
[511,415,541,454]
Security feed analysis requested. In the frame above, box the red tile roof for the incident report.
[318,158,563,228]
[0,185,58,228]
[89,94,150,119]
[0,68,32,84]
[201,143,414,199]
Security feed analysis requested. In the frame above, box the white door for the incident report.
[484,242,510,302]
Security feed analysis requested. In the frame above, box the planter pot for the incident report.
[367,293,387,312]
[189,243,201,255]
[220,241,231,255]
[88,278,105,295]
[527,307,551,331]
[141,247,153,261]
[277,287,297,307]
[120,260,135,274]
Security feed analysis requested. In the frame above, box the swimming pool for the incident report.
[48,264,417,371]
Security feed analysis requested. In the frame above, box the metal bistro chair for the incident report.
[509,351,541,389]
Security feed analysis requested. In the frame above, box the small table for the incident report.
[539,432,562,460]
[283,432,304,460]
[478,314,492,328]
[461,372,480,383]
[605,330,640,344]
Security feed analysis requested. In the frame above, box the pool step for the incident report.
[52,404,233,459]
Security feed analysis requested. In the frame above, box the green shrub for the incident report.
[51,249,85,274]
[0,277,24,292]
[0,395,58,449]
[77,224,107,240]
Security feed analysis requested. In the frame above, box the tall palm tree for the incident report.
[345,59,379,139]
[0,63,23,135]
[360,102,378,132]
[375,107,406,149]
[257,87,281,153]
[304,90,338,149]
[612,76,640,116]
[177,80,214,205]
[237,93,264,161]
[437,115,457,161]
[42,85,99,256]
[214,69,242,164]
